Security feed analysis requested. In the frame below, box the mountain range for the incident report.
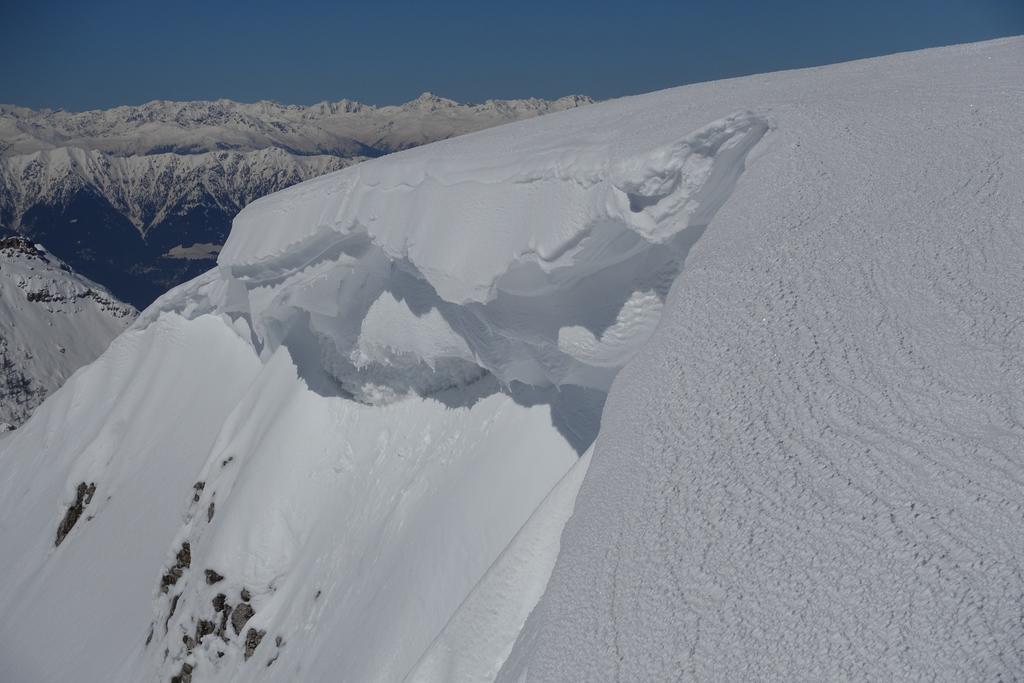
[0,94,591,306]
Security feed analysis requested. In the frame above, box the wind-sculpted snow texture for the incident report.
[1,37,1022,683]
[501,37,1024,681]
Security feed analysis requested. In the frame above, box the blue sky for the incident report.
[2,0,1022,111]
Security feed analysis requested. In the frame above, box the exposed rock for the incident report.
[266,635,285,666]
[240,588,251,602]
[170,661,193,683]
[55,481,95,546]
[206,501,215,522]
[231,602,254,635]
[244,628,265,660]
[160,566,183,591]
[204,569,224,584]
[218,607,231,640]
[192,481,204,502]
[0,236,43,257]
[165,594,179,631]
[212,593,233,639]
[196,619,215,641]
[176,542,191,567]
[160,542,191,592]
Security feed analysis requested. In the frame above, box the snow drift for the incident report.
[2,36,1024,682]
[142,111,767,426]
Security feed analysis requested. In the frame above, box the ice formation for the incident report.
[142,110,768,426]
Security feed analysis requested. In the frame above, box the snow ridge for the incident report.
[143,111,768,414]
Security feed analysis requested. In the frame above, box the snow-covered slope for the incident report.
[0,235,135,430]
[0,94,591,307]
[500,39,1024,681]
[1,37,1023,682]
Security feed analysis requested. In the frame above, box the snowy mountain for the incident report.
[0,235,135,430]
[0,147,356,305]
[0,93,593,157]
[1,36,1023,682]
[0,94,592,307]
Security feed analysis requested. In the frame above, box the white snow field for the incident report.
[1,36,1023,682]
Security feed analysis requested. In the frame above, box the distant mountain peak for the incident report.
[0,91,593,307]
[0,236,135,429]
[403,91,460,111]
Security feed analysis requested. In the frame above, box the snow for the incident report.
[500,37,1024,681]
[140,108,766,415]
[407,449,592,683]
[0,237,135,428]
[0,313,578,682]
[0,313,260,683]
[1,36,1023,683]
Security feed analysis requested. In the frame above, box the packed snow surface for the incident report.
[501,37,1024,681]
[1,36,1023,682]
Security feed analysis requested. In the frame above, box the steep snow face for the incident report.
[0,236,135,429]
[0,316,577,683]
[0,314,263,682]
[407,448,594,683]
[501,37,1024,681]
